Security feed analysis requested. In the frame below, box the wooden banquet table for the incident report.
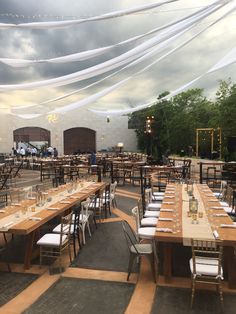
[155,183,236,288]
[0,181,105,269]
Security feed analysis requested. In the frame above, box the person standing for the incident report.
[47,146,54,157]
[90,151,97,165]
[32,147,37,157]
[20,147,26,157]
[53,147,58,158]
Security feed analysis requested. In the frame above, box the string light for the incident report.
[145,116,154,134]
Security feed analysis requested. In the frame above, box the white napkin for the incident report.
[60,201,71,204]
[47,207,60,210]
[159,218,173,221]
[165,191,175,194]
[211,206,224,210]
[213,230,219,239]
[156,227,173,233]
[220,224,236,228]
[161,209,174,212]
[213,214,228,217]
[0,221,14,230]
[29,217,42,221]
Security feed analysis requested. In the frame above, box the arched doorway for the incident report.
[64,127,96,154]
[13,127,50,149]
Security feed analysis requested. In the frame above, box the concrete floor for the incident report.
[0,169,236,314]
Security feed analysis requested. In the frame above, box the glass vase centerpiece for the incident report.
[189,196,199,224]
[186,180,193,196]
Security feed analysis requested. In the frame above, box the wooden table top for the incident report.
[0,182,105,235]
[155,183,236,246]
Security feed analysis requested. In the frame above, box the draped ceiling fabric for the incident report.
[0,0,235,118]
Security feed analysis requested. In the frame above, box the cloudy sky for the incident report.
[0,0,235,116]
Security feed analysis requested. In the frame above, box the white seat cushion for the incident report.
[189,257,223,278]
[131,243,153,254]
[37,233,67,247]
[141,217,158,227]
[223,206,233,214]
[153,192,165,196]
[213,192,222,199]
[220,201,229,207]
[147,203,161,210]
[138,227,156,238]
[152,195,164,201]
[144,210,160,218]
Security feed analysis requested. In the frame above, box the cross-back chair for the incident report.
[37,212,73,271]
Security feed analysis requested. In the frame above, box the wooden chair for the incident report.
[189,239,223,310]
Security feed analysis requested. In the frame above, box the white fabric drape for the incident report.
[90,45,236,116]
[13,23,197,112]
[12,2,223,110]
[0,2,218,68]
[0,1,225,92]
[50,3,235,114]
[0,1,178,30]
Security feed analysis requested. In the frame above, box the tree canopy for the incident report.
[128,79,236,161]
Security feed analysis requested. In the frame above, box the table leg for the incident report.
[163,243,172,282]
[24,231,35,269]
[225,246,236,289]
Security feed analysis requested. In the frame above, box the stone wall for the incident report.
[0,108,137,154]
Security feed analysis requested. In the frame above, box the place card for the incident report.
[59,201,71,204]
[156,227,173,233]
[165,196,174,199]
[0,210,6,213]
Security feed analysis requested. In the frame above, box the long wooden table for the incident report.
[155,183,236,288]
[0,181,106,269]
